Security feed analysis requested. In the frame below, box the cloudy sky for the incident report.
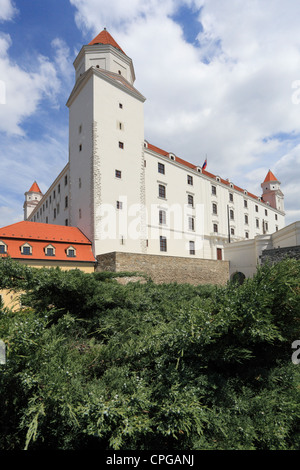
[1,0,300,227]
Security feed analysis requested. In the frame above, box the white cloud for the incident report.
[0,0,18,22]
[0,27,72,227]
[0,33,63,135]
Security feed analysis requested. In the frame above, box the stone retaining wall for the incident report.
[96,252,229,286]
[260,245,300,264]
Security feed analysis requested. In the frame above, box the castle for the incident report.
[22,29,285,267]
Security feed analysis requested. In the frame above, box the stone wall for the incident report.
[260,245,300,265]
[96,252,229,286]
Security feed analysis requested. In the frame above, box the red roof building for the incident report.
[0,221,95,271]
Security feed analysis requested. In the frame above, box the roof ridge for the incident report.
[147,141,267,203]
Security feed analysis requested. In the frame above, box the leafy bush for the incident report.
[0,257,299,450]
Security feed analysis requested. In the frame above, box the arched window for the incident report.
[45,244,55,257]
[21,243,32,255]
[66,246,76,258]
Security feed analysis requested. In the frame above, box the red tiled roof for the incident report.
[0,221,95,263]
[29,181,42,193]
[264,170,278,183]
[89,29,126,55]
[147,142,264,203]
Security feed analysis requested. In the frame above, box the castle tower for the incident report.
[261,170,285,213]
[23,181,43,220]
[66,29,146,255]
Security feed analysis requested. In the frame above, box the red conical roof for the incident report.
[88,29,125,55]
[264,170,278,183]
[29,181,42,193]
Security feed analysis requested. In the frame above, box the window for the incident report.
[188,217,195,231]
[45,245,55,257]
[229,193,233,202]
[265,209,268,216]
[79,124,82,133]
[0,242,7,254]
[231,227,235,236]
[187,175,193,185]
[21,243,32,255]
[275,214,278,220]
[65,175,68,186]
[158,184,166,199]
[212,185,217,195]
[46,217,48,224]
[256,219,259,228]
[255,205,258,212]
[58,184,60,194]
[213,223,218,233]
[66,246,76,257]
[79,144,82,152]
[65,219,68,226]
[245,231,249,239]
[79,208,82,219]
[189,241,195,255]
[54,208,56,219]
[115,170,122,178]
[65,196,68,209]
[158,162,165,174]
[46,200,48,209]
[188,194,194,207]
[79,178,81,188]
[212,203,217,214]
[244,199,248,208]
[117,201,123,210]
[119,141,124,149]
[159,210,166,225]
[230,209,234,220]
[119,103,123,109]
[160,236,167,252]
[245,214,249,224]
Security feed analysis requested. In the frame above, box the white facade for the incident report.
[224,221,300,278]
[25,30,286,261]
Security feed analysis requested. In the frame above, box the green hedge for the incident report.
[0,257,299,450]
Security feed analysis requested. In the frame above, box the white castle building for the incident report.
[24,29,285,262]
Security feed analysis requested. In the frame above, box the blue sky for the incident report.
[1,0,300,227]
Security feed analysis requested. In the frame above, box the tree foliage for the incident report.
[0,257,299,450]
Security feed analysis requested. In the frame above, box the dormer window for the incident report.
[45,245,55,257]
[0,241,7,254]
[66,246,76,258]
[21,243,32,256]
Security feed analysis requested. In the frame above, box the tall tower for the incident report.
[261,170,285,213]
[66,29,146,255]
[24,181,43,220]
